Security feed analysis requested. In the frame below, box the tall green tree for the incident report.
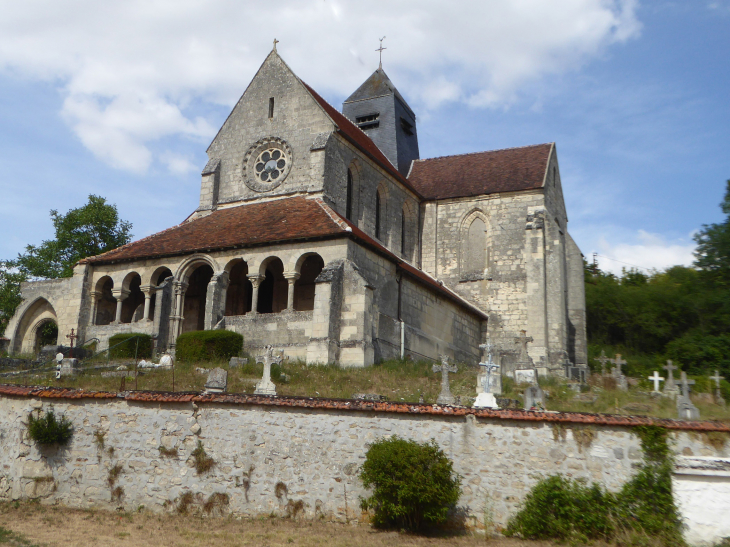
[694,179,730,286]
[13,195,132,279]
[0,196,132,336]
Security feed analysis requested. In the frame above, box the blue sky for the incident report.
[0,0,728,275]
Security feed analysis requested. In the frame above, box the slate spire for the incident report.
[342,68,419,176]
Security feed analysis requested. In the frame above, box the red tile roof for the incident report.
[2,384,728,432]
[80,197,347,264]
[408,143,554,200]
[302,82,422,197]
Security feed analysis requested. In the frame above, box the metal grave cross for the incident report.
[594,350,610,376]
[514,330,533,363]
[66,328,78,358]
[433,355,457,405]
[648,371,664,392]
[680,371,695,399]
[663,360,678,389]
[710,370,725,389]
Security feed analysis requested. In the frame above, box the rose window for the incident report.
[254,148,288,183]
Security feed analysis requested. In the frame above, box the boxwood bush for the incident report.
[359,436,461,531]
[108,333,152,359]
[175,330,243,363]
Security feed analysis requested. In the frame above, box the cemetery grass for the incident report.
[0,501,570,547]
[3,358,730,421]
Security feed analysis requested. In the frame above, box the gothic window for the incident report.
[464,217,486,277]
[346,168,353,220]
[375,190,382,240]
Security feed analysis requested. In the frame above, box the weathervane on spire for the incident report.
[376,36,386,69]
[273,38,279,52]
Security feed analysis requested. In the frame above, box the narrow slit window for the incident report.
[268,97,274,119]
[375,190,381,240]
[346,169,353,220]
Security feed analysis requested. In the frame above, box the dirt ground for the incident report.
[0,501,568,547]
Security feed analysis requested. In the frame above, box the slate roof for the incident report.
[408,143,554,200]
[343,68,415,117]
[2,383,729,432]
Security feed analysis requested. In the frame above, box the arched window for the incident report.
[294,254,324,311]
[225,261,252,316]
[465,218,486,276]
[375,189,382,240]
[346,168,353,220]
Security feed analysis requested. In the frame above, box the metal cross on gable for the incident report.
[710,370,725,389]
[376,36,386,69]
[594,350,610,376]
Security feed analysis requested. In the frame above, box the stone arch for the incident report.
[94,276,115,325]
[32,318,58,354]
[11,297,59,355]
[120,272,144,323]
[147,267,173,322]
[293,253,324,311]
[460,209,489,278]
[224,258,252,316]
[181,263,215,333]
[174,254,219,284]
[375,182,389,242]
[257,256,287,314]
[401,200,417,261]
[345,159,362,223]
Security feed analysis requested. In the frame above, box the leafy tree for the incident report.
[0,196,131,335]
[13,195,132,279]
[695,179,730,286]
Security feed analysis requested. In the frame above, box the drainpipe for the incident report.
[396,269,404,360]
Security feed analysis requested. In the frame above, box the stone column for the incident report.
[111,288,130,324]
[89,291,101,326]
[169,280,188,344]
[204,272,229,330]
[283,272,300,311]
[140,285,155,322]
[306,261,343,364]
[247,275,264,315]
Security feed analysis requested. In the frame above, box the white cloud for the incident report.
[595,230,696,275]
[160,151,198,176]
[0,0,641,173]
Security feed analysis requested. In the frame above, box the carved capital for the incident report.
[139,284,156,297]
[283,272,301,282]
[247,274,265,289]
[111,288,131,301]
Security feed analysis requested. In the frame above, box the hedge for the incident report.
[175,330,243,363]
[109,333,153,359]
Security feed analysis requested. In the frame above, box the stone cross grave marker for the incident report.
[677,371,700,419]
[710,370,726,406]
[648,371,664,392]
[433,355,457,405]
[680,371,695,399]
[610,354,628,391]
[474,341,500,409]
[663,360,679,393]
[594,350,611,376]
[514,330,533,364]
[254,345,282,396]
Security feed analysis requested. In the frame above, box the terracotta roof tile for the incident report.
[80,197,347,264]
[2,384,728,432]
[408,143,553,200]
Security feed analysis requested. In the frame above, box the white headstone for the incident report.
[648,371,664,392]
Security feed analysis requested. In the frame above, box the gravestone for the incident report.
[710,370,726,406]
[648,371,664,393]
[663,360,679,397]
[432,355,457,405]
[229,356,247,368]
[677,371,700,420]
[204,368,227,393]
[159,353,173,368]
[565,364,588,384]
[254,345,282,396]
[514,368,537,385]
[512,330,538,385]
[610,354,628,391]
[524,385,545,411]
[59,358,79,377]
[594,350,611,376]
[474,341,500,409]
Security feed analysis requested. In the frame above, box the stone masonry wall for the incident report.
[0,392,727,536]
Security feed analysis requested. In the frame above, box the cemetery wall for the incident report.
[1,387,728,544]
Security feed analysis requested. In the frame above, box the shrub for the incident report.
[27,409,73,446]
[359,436,461,531]
[175,330,243,363]
[109,333,152,359]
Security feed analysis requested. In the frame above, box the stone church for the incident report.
[4,48,587,372]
